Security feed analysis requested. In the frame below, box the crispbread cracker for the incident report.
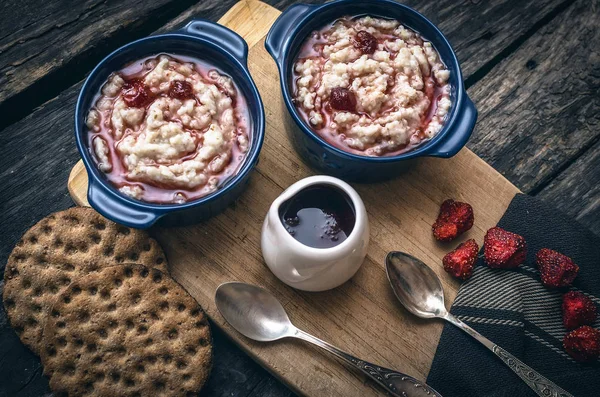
[40,264,212,396]
[3,207,168,355]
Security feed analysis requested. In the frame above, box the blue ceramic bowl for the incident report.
[75,20,265,229]
[265,0,477,180]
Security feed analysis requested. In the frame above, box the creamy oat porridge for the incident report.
[292,16,452,156]
[86,54,250,204]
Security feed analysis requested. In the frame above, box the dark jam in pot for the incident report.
[279,185,355,249]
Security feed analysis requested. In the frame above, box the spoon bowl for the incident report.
[215,282,294,341]
[385,251,447,319]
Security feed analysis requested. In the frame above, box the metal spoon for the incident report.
[215,282,442,397]
[385,251,573,397]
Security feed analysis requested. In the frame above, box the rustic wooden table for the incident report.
[0,0,598,395]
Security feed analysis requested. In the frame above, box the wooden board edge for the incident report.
[68,161,89,207]
[218,0,281,48]
[62,1,524,394]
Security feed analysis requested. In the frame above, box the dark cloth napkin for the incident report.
[427,194,600,397]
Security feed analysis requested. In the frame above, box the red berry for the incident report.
[354,30,377,54]
[168,80,195,100]
[433,223,458,242]
[563,291,597,330]
[537,248,579,288]
[122,79,153,108]
[432,199,474,242]
[329,87,357,112]
[443,239,479,280]
[563,326,600,362]
[483,227,527,269]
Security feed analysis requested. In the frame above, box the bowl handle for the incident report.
[179,19,249,63]
[87,180,162,229]
[265,3,317,62]
[427,94,478,158]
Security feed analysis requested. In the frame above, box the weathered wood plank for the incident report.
[402,0,571,78]
[1,0,598,395]
[0,0,569,130]
[467,0,600,195]
[537,139,600,237]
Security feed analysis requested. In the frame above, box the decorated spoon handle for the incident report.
[293,328,442,397]
[444,313,573,397]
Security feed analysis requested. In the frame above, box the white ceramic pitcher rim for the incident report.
[268,175,366,260]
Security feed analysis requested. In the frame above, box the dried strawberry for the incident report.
[563,326,600,362]
[432,199,474,242]
[329,87,357,112]
[433,223,459,242]
[563,291,597,330]
[122,79,153,108]
[537,248,579,288]
[354,30,377,54]
[168,80,195,100]
[483,227,527,269]
[443,239,479,280]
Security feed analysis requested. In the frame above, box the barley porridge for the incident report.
[292,16,452,156]
[86,54,250,204]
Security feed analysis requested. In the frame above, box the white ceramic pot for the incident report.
[261,175,369,291]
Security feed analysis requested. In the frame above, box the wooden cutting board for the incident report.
[68,1,521,395]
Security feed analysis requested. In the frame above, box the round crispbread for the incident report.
[3,207,168,355]
[40,264,212,396]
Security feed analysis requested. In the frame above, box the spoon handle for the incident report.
[444,313,573,397]
[293,328,442,397]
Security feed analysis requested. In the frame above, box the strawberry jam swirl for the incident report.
[86,54,250,204]
[293,16,452,156]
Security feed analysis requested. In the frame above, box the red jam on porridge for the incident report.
[292,16,452,156]
[86,54,250,204]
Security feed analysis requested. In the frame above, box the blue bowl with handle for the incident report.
[75,20,265,229]
[265,0,477,180]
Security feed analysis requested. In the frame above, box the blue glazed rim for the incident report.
[75,20,265,228]
[265,0,477,163]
